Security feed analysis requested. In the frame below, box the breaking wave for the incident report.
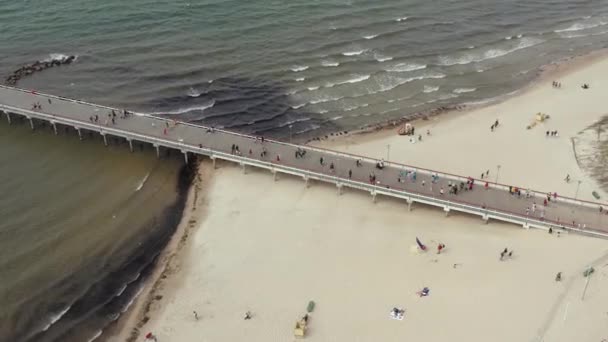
[291,65,309,72]
[321,60,340,67]
[423,85,439,93]
[453,87,477,93]
[554,21,608,32]
[342,49,367,56]
[438,37,543,66]
[154,100,215,115]
[385,63,427,72]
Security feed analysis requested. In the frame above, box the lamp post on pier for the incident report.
[495,164,501,184]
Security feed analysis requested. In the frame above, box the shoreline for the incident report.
[304,48,608,146]
[102,158,211,342]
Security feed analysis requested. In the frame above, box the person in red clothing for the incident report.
[437,243,446,254]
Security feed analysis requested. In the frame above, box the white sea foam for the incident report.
[423,85,439,93]
[363,34,378,39]
[291,65,309,72]
[342,49,366,56]
[158,100,215,115]
[291,103,306,109]
[307,86,319,91]
[310,95,344,104]
[330,115,344,121]
[318,109,328,114]
[86,330,103,342]
[374,53,393,62]
[295,77,305,82]
[187,87,202,97]
[554,21,607,32]
[439,93,459,100]
[453,87,477,93]
[385,63,427,72]
[336,74,370,85]
[395,16,408,22]
[44,53,77,62]
[439,37,543,66]
[321,60,340,67]
[135,172,150,192]
[343,103,369,111]
[517,34,523,38]
[505,36,513,40]
[42,306,71,331]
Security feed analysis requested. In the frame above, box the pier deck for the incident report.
[1,85,606,237]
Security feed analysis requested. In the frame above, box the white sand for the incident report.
[317,54,608,203]
[137,166,607,342]
[116,56,608,342]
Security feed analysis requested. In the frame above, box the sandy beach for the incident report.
[108,54,608,342]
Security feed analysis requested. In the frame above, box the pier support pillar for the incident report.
[240,162,246,174]
[303,176,310,188]
[371,191,377,203]
[482,214,489,224]
[128,139,133,152]
[407,199,413,212]
[522,222,530,229]
[5,112,11,125]
[211,157,217,169]
[28,117,34,130]
[272,169,278,182]
[444,207,450,217]
[337,183,343,195]
[77,128,83,141]
[182,151,189,164]
[102,134,108,146]
[52,122,58,135]
[154,144,160,158]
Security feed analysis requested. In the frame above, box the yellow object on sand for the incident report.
[294,317,307,337]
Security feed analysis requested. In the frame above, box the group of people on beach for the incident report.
[480,170,490,179]
[552,81,562,88]
[500,248,513,261]
[546,130,559,137]
[490,119,500,132]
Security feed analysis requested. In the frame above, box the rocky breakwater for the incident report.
[5,55,77,86]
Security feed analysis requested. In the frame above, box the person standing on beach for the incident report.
[193,311,199,320]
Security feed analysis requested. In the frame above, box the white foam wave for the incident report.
[187,87,202,97]
[310,96,344,104]
[330,115,344,121]
[439,37,543,66]
[116,284,128,297]
[342,49,366,56]
[453,87,477,93]
[395,16,408,22]
[307,86,319,91]
[135,172,150,192]
[44,53,77,62]
[158,100,215,115]
[554,21,607,32]
[42,306,71,331]
[321,60,340,67]
[401,73,446,84]
[517,34,523,38]
[344,103,369,111]
[87,330,103,342]
[505,36,512,40]
[336,74,370,85]
[439,93,459,100]
[121,285,144,313]
[363,34,378,39]
[385,63,427,72]
[291,103,306,109]
[318,109,328,114]
[295,77,305,82]
[423,85,439,93]
[291,65,309,72]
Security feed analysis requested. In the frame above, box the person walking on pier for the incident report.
[348,169,352,179]
[320,157,325,166]
[329,162,335,173]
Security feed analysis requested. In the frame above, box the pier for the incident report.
[0,85,606,237]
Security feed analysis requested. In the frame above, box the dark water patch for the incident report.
[5,55,76,86]
[23,158,197,342]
